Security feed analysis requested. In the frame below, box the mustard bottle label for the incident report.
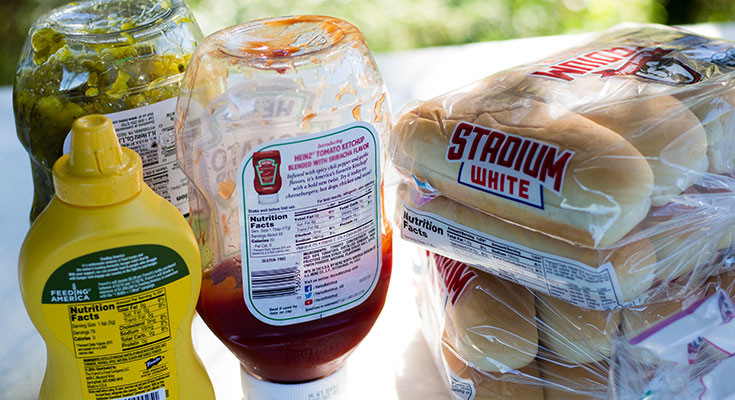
[41,245,191,400]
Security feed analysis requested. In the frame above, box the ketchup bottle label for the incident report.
[237,122,382,326]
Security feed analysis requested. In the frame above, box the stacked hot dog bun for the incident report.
[538,356,609,400]
[536,294,621,364]
[430,254,538,372]
[393,95,655,248]
[441,339,544,400]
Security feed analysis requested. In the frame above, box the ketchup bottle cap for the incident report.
[241,365,349,400]
[258,193,279,204]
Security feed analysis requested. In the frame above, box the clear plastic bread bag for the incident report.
[388,23,735,310]
[411,247,735,399]
[414,249,610,399]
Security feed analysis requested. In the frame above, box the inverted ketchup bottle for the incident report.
[173,16,393,399]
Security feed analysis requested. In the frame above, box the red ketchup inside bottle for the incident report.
[197,226,392,383]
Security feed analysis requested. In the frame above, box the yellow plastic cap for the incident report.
[53,115,143,206]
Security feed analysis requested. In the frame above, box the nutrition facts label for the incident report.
[238,123,382,326]
[401,204,625,310]
[118,289,171,351]
[63,287,175,400]
[294,190,375,251]
[41,245,189,400]
[70,288,171,357]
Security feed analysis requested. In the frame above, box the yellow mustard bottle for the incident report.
[18,115,215,400]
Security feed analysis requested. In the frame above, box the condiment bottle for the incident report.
[18,115,215,400]
[13,0,203,221]
[174,16,393,399]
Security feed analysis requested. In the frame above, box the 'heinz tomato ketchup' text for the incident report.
[445,121,574,209]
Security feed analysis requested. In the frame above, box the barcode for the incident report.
[113,387,166,400]
[251,267,300,299]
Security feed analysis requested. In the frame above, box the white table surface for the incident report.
[3,22,735,400]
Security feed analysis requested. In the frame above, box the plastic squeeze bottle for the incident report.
[175,16,393,399]
[18,115,215,400]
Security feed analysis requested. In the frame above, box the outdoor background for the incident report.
[2,0,734,85]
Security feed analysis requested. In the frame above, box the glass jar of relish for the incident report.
[14,0,203,220]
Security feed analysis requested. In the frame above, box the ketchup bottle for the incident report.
[173,16,393,399]
[252,150,282,204]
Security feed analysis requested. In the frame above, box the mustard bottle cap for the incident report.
[52,115,143,206]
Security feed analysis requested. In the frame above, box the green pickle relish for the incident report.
[13,0,202,221]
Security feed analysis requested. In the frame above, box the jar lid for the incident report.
[241,365,349,400]
[53,115,142,206]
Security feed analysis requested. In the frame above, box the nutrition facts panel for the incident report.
[69,287,171,357]
[446,226,549,291]
[401,204,625,310]
[294,188,375,252]
[117,288,171,350]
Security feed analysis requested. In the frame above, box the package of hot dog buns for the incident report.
[389,23,735,310]
[414,248,735,399]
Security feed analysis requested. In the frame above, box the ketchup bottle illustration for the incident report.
[252,150,282,204]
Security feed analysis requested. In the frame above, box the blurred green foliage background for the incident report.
[3,0,734,85]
